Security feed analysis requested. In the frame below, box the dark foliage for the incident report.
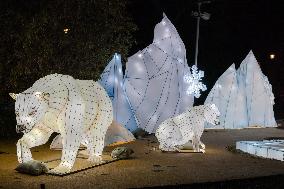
[0,0,137,100]
[0,0,137,137]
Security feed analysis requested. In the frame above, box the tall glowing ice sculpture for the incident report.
[237,50,276,127]
[205,51,276,129]
[124,14,194,133]
[10,74,113,174]
[205,64,247,129]
[99,53,138,132]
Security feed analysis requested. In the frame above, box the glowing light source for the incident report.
[269,54,275,60]
[184,65,207,98]
[63,28,70,34]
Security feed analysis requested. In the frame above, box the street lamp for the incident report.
[269,53,275,60]
[63,28,70,34]
[184,0,211,98]
[192,0,211,66]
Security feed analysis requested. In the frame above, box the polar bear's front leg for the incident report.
[17,127,53,163]
[17,139,32,163]
[48,132,82,174]
[200,141,206,151]
[192,135,205,153]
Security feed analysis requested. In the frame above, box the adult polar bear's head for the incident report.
[9,92,50,133]
[204,103,220,126]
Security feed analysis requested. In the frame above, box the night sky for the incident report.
[130,0,284,64]
[129,0,284,117]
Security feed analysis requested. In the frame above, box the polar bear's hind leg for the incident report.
[88,93,113,163]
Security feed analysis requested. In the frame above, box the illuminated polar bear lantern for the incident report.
[9,74,113,174]
[155,104,220,153]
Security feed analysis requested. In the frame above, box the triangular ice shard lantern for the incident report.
[124,13,194,133]
[237,50,276,127]
[99,53,138,132]
[205,64,247,129]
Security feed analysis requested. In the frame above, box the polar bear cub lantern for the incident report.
[9,74,113,174]
[155,104,220,153]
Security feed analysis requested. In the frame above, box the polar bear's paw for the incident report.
[200,148,205,153]
[159,144,178,152]
[88,155,102,164]
[199,141,206,149]
[78,149,89,157]
[48,164,71,175]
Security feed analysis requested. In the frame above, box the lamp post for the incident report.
[192,0,211,66]
[184,1,211,98]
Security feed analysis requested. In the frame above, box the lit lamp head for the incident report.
[63,28,70,34]
[200,12,211,20]
[269,53,275,60]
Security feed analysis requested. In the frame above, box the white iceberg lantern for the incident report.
[124,13,194,134]
[99,53,138,132]
[204,64,247,129]
[184,65,207,98]
[237,50,276,127]
[205,50,276,129]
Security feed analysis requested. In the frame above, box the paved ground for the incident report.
[1,128,284,189]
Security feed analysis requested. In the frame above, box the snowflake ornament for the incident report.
[184,65,207,98]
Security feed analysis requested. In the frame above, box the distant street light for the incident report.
[269,53,275,60]
[192,0,211,66]
[63,28,70,34]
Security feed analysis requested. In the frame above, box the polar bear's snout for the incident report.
[214,116,220,125]
[16,124,25,133]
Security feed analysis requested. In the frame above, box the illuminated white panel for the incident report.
[236,140,284,161]
[99,53,138,132]
[237,51,276,128]
[205,50,276,129]
[205,64,245,129]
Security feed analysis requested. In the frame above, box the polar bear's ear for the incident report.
[210,104,220,115]
[210,104,216,110]
[9,93,18,101]
[34,92,50,101]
